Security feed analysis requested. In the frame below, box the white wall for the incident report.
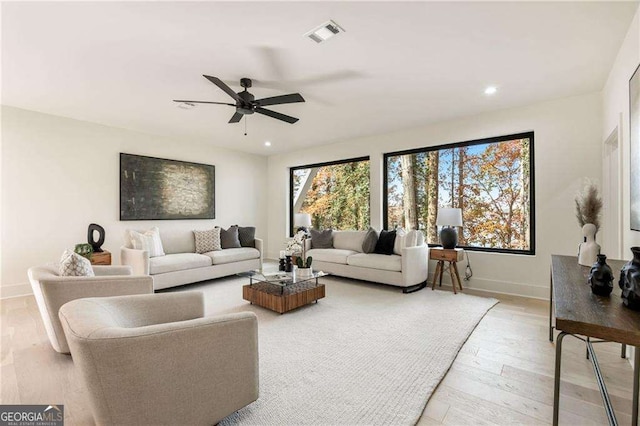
[603,7,640,254]
[266,92,603,299]
[1,106,268,297]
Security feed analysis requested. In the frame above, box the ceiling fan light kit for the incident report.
[173,75,304,126]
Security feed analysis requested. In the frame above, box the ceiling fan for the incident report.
[174,75,305,124]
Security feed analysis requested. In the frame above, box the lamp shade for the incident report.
[294,213,312,228]
[436,208,463,227]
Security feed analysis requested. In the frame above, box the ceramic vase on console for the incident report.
[578,223,600,266]
[588,254,613,296]
[619,247,640,310]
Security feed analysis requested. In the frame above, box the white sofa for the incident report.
[121,229,263,290]
[305,230,429,293]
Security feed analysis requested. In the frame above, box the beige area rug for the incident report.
[166,273,498,425]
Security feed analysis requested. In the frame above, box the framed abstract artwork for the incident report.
[120,153,215,220]
[630,64,640,231]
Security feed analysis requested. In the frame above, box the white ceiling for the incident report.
[2,1,637,155]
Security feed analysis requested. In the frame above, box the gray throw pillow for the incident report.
[310,228,333,249]
[362,227,378,253]
[236,225,256,247]
[219,226,241,249]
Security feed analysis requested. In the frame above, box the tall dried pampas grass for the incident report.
[575,182,603,231]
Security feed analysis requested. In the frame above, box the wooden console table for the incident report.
[550,254,640,425]
[90,250,111,265]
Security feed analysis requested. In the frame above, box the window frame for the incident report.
[289,156,371,237]
[382,131,536,255]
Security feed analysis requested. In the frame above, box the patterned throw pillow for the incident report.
[219,226,241,249]
[130,227,165,257]
[310,228,333,249]
[236,226,256,248]
[193,228,222,254]
[59,250,95,277]
[362,227,378,253]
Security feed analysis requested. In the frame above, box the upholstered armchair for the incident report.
[28,264,153,353]
[58,292,259,426]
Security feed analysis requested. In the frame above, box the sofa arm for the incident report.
[60,309,259,426]
[93,265,133,276]
[120,246,150,275]
[254,238,264,267]
[401,244,429,286]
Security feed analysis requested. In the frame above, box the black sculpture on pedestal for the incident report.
[620,247,640,310]
[88,223,106,253]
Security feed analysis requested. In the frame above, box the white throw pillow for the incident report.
[59,250,95,277]
[130,227,165,257]
[393,228,407,255]
[193,228,222,254]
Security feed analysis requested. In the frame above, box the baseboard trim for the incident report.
[428,272,548,300]
[1,282,32,299]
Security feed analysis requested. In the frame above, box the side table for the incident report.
[430,247,464,294]
[91,250,112,265]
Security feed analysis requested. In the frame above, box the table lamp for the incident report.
[436,208,463,249]
[294,213,312,234]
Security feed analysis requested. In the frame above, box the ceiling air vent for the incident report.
[305,20,345,43]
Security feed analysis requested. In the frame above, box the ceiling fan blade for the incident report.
[256,93,305,107]
[229,112,243,123]
[203,75,241,102]
[173,100,235,106]
[255,107,299,124]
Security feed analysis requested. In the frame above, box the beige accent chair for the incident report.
[59,292,259,426]
[28,264,153,353]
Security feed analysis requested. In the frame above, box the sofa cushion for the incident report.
[237,226,256,247]
[130,227,165,257]
[59,250,95,277]
[149,253,212,275]
[362,228,378,253]
[219,226,242,249]
[347,253,402,272]
[193,228,222,254]
[307,248,357,264]
[205,247,260,265]
[310,229,333,249]
[374,230,396,255]
[333,231,366,252]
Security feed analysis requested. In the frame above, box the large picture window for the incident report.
[290,157,370,235]
[384,132,535,254]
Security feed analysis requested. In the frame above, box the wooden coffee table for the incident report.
[240,270,327,314]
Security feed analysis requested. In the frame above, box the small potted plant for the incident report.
[295,233,313,278]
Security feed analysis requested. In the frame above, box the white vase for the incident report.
[578,223,600,266]
[297,267,313,278]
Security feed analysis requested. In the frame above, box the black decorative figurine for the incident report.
[279,257,286,272]
[285,255,293,273]
[88,223,106,253]
[588,254,613,296]
[619,247,640,310]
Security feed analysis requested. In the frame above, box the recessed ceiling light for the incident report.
[305,20,345,43]
[264,141,272,147]
[177,102,196,110]
[484,86,498,95]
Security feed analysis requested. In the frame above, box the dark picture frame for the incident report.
[120,153,215,220]
[630,63,640,231]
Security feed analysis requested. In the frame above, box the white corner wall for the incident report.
[266,92,603,299]
[603,6,640,254]
[1,106,268,298]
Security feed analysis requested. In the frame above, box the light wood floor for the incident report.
[1,284,634,425]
